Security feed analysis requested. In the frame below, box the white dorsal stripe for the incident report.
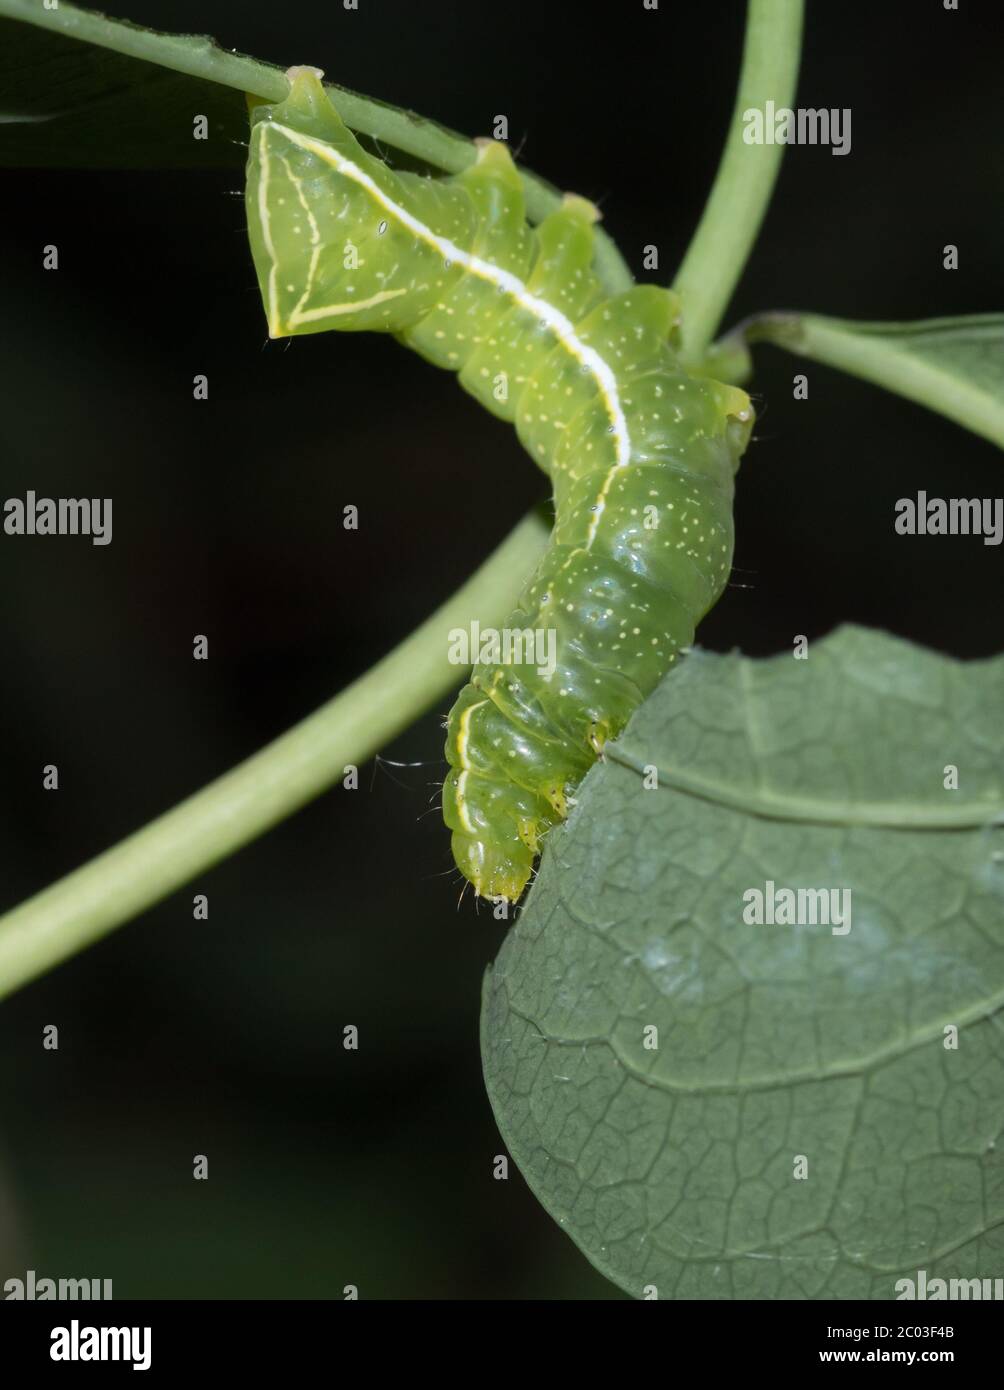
[260,120,633,529]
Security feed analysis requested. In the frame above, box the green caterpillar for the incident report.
[245,67,754,903]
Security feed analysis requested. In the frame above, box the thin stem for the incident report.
[742,311,1004,451]
[672,0,804,360]
[0,511,550,1001]
[0,0,634,293]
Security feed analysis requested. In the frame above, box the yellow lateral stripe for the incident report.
[454,698,488,834]
[455,699,487,772]
[289,288,408,326]
[278,152,322,320]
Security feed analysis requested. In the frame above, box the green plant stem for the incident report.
[672,0,804,360]
[0,0,634,293]
[0,511,550,1001]
[742,312,1004,450]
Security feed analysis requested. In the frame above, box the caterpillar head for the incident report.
[714,382,756,461]
[451,829,534,904]
[443,766,550,903]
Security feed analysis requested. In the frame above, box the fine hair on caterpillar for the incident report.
[245,67,754,904]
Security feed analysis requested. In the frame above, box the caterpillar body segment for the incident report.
[245,68,753,903]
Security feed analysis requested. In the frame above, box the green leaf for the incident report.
[482,626,1004,1299]
[0,1,284,167]
[0,0,468,172]
[737,312,1004,451]
[0,0,634,291]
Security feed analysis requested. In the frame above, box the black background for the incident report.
[0,0,1001,1299]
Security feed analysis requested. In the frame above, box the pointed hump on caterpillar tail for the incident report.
[255,65,347,143]
[247,64,394,206]
[454,138,531,271]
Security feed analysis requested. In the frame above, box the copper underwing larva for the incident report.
[245,67,754,902]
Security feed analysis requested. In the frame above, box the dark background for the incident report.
[0,0,1000,1299]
